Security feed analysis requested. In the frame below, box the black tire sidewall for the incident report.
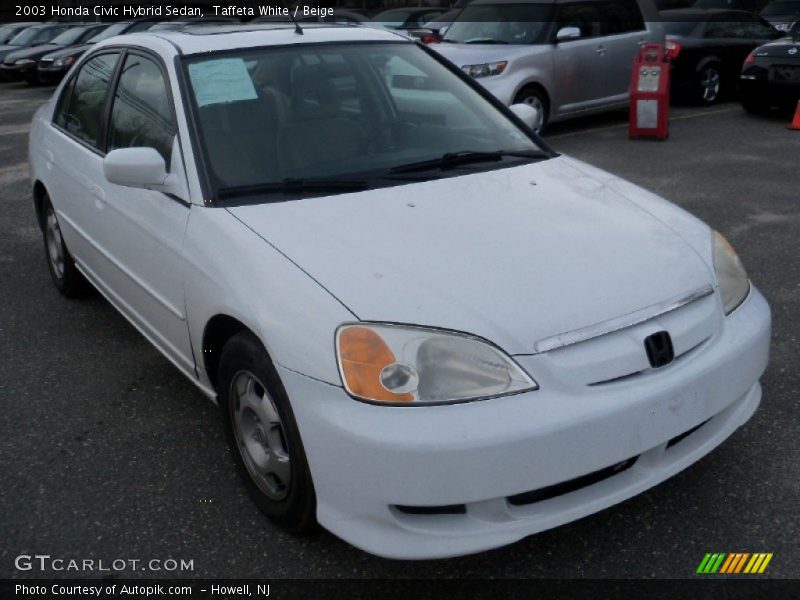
[42,198,89,297]
[217,332,317,532]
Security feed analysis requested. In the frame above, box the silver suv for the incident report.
[435,0,664,131]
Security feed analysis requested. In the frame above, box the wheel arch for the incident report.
[202,314,263,393]
[695,56,724,75]
[513,81,550,108]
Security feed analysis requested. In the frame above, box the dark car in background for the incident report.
[739,31,800,111]
[37,20,160,84]
[1,23,107,84]
[693,0,768,12]
[759,0,800,31]
[0,22,37,46]
[0,23,73,64]
[663,9,782,102]
[371,7,447,32]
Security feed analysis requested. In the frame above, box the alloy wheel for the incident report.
[229,370,291,501]
[45,210,65,279]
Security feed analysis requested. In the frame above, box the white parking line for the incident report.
[0,124,30,136]
[547,106,741,140]
[0,162,29,185]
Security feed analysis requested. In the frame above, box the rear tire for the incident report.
[218,331,317,532]
[42,197,91,298]
[696,65,723,105]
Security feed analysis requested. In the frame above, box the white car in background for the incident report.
[435,0,665,131]
[29,23,769,559]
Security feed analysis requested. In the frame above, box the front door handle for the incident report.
[596,45,607,54]
[90,184,106,203]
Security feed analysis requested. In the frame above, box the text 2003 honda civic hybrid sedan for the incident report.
[29,23,770,559]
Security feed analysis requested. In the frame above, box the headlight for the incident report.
[461,61,508,79]
[335,324,537,404]
[54,56,75,67]
[15,59,35,65]
[712,231,750,315]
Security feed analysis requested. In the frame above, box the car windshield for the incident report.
[443,4,555,44]
[0,25,22,45]
[50,27,91,46]
[761,0,800,15]
[8,27,43,46]
[184,42,547,202]
[88,22,127,43]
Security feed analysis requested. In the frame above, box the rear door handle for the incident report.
[596,45,607,54]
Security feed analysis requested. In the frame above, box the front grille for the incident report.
[666,419,710,449]
[39,59,54,66]
[771,64,800,82]
[507,456,638,506]
[394,504,466,515]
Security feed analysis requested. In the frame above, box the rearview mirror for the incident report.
[509,103,541,132]
[556,26,581,42]
[104,147,168,190]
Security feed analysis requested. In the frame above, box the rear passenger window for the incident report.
[600,0,646,34]
[55,52,120,148]
[108,54,176,166]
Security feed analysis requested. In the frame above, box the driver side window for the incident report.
[108,53,176,166]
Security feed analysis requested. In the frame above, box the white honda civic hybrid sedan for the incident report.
[29,23,770,560]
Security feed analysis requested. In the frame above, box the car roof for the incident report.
[660,7,756,16]
[118,22,409,56]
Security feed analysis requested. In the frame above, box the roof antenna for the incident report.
[282,0,304,35]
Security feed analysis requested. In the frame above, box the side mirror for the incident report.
[509,103,541,132]
[556,26,581,42]
[104,147,168,190]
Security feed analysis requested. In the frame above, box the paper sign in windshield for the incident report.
[188,58,257,107]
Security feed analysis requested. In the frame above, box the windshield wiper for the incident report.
[465,38,509,44]
[218,177,369,199]
[389,150,547,174]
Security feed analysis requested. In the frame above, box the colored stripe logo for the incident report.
[696,553,773,574]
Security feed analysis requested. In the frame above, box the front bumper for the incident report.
[36,64,69,84]
[0,63,35,82]
[740,74,800,106]
[279,287,770,559]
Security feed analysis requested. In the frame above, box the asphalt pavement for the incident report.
[1,80,798,579]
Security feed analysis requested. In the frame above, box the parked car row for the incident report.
[3,2,798,125]
[432,0,798,129]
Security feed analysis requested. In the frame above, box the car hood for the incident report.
[0,45,23,61]
[3,44,61,63]
[228,156,714,355]
[435,42,548,67]
[763,14,799,23]
[41,43,91,61]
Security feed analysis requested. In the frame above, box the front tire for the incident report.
[218,331,316,532]
[741,94,769,114]
[513,85,548,134]
[697,65,723,105]
[42,197,91,297]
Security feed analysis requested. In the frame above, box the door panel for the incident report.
[49,52,121,279]
[92,52,194,373]
[552,2,606,114]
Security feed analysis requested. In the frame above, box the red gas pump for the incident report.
[629,44,671,140]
